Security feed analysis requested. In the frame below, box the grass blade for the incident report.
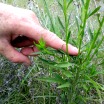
[88,6,101,18]
[67,0,73,9]
[54,62,74,68]
[75,16,80,31]
[57,82,70,88]
[42,0,55,32]
[84,17,104,61]
[57,16,65,30]
[90,36,104,59]
[57,0,63,10]
[62,70,73,78]
[38,77,65,84]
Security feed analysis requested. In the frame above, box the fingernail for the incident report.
[73,47,78,55]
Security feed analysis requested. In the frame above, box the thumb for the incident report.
[0,39,31,65]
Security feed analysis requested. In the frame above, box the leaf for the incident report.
[42,0,55,32]
[57,82,70,88]
[98,60,104,66]
[57,16,65,30]
[53,73,65,83]
[46,48,66,55]
[57,1,63,10]
[66,30,71,44]
[81,0,84,5]
[88,6,101,18]
[83,84,88,91]
[39,57,74,68]
[54,62,74,68]
[34,38,46,51]
[88,27,93,40]
[91,70,104,77]
[84,17,104,62]
[86,76,102,100]
[62,70,73,78]
[67,0,73,9]
[38,76,65,84]
[97,13,101,24]
[39,57,56,65]
[39,38,46,47]
[90,36,104,59]
[38,77,59,83]
[53,49,66,55]
[21,67,34,84]
[75,16,80,31]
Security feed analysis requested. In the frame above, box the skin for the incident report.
[0,3,78,66]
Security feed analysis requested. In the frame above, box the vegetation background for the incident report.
[0,0,104,104]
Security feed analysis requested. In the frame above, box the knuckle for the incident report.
[47,31,57,42]
[28,10,39,21]
[42,30,58,45]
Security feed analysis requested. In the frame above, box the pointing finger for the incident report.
[15,23,78,55]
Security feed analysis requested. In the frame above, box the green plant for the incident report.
[31,0,104,104]
[1,0,104,104]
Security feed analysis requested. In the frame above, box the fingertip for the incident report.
[69,46,78,56]
[61,44,78,56]
[23,60,31,66]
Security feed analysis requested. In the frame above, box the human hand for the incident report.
[0,3,78,65]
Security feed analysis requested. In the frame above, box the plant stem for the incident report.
[78,0,90,53]
[84,17,104,62]
[63,0,70,61]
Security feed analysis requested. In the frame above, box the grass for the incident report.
[0,0,104,104]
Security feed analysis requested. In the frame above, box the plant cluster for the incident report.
[30,0,104,103]
[0,0,104,104]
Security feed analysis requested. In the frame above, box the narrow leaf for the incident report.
[57,1,63,10]
[86,76,102,100]
[66,30,71,44]
[91,36,104,59]
[57,82,70,88]
[88,27,93,40]
[57,16,65,30]
[54,62,74,68]
[81,0,84,5]
[43,0,55,32]
[84,17,104,61]
[39,57,56,65]
[38,77,65,84]
[67,0,73,9]
[62,70,73,78]
[75,16,80,31]
[88,6,101,18]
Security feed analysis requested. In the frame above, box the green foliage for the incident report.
[42,0,56,33]
[88,6,101,18]
[0,0,104,104]
[33,0,104,104]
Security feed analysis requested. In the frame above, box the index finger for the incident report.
[15,23,78,55]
